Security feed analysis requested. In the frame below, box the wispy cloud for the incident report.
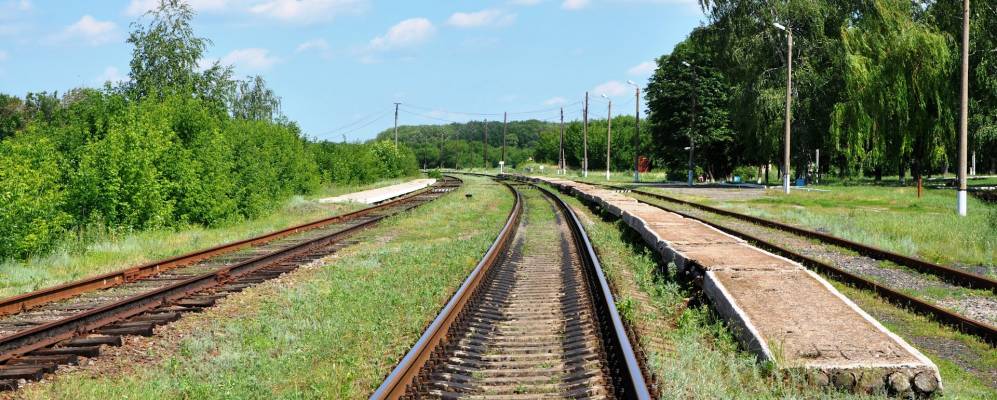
[368,18,435,51]
[296,38,332,59]
[592,80,630,97]
[219,48,280,71]
[48,15,117,46]
[447,9,516,28]
[125,0,229,16]
[627,60,656,76]
[510,0,543,5]
[249,0,367,24]
[94,66,126,84]
[561,0,590,10]
[544,96,567,106]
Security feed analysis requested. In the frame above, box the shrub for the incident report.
[0,131,71,258]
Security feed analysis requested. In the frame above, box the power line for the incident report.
[316,108,393,137]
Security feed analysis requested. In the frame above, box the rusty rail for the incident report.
[0,178,461,364]
[581,184,997,346]
[0,180,447,317]
[622,186,996,292]
[372,177,652,399]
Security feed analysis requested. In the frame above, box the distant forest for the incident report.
[374,115,652,172]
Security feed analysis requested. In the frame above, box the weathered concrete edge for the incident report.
[510,174,942,394]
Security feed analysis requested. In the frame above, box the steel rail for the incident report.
[371,179,523,399]
[619,186,996,292]
[0,180,448,317]
[372,177,653,399]
[0,178,461,363]
[532,182,653,399]
[582,185,997,346]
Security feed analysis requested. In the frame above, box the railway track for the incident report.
[582,182,997,345]
[372,179,651,399]
[0,176,462,391]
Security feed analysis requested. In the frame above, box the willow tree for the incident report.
[831,0,952,181]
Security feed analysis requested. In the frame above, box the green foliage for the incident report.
[231,75,281,121]
[309,140,419,185]
[0,132,71,258]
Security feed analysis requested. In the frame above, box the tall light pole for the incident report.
[774,22,793,194]
[957,0,969,216]
[483,119,488,169]
[602,94,612,181]
[559,107,565,174]
[501,111,507,174]
[393,102,401,147]
[627,80,641,182]
[583,92,590,178]
[682,61,697,187]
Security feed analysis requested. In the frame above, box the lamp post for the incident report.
[957,0,969,216]
[682,61,696,187]
[600,94,613,181]
[627,80,641,182]
[774,21,793,194]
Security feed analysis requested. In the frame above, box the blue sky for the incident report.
[0,0,703,141]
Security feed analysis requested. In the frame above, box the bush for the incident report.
[0,132,71,258]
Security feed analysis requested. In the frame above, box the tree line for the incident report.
[646,0,997,182]
[0,0,418,261]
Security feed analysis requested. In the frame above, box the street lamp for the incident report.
[773,21,793,194]
[682,61,696,187]
[601,93,612,181]
[626,80,641,182]
[957,0,969,216]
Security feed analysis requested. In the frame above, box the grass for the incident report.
[0,177,421,299]
[643,185,996,272]
[551,187,995,399]
[18,175,513,399]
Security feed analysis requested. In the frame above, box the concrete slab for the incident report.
[318,179,436,205]
[510,174,942,396]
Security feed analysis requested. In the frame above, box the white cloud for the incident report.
[447,9,516,28]
[249,0,366,23]
[50,15,117,45]
[296,38,329,52]
[220,48,280,71]
[94,66,125,84]
[368,18,435,51]
[125,0,229,16]
[543,96,567,106]
[561,0,590,10]
[593,80,630,97]
[627,60,656,76]
[511,0,543,5]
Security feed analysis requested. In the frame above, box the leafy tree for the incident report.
[232,75,282,121]
[0,131,71,258]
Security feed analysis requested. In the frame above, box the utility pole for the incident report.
[583,92,589,178]
[957,0,969,216]
[559,108,565,174]
[627,81,641,182]
[501,112,507,173]
[774,22,794,194]
[393,102,401,147]
[481,119,488,169]
[683,61,696,187]
[606,97,612,181]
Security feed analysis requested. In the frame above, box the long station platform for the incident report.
[318,179,437,205]
[504,174,942,396]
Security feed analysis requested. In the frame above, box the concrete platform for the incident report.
[504,174,942,396]
[318,179,436,205]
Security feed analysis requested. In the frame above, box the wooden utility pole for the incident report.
[559,108,565,174]
[583,92,589,177]
[501,112,507,173]
[633,86,640,182]
[958,0,969,216]
[606,99,612,181]
[393,102,400,147]
[481,119,488,169]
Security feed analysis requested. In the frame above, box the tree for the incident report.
[126,0,233,109]
[232,75,282,121]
